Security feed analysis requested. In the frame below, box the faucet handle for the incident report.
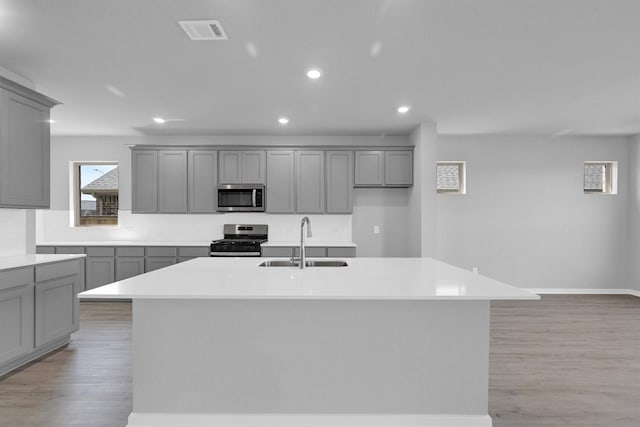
[306,222,312,238]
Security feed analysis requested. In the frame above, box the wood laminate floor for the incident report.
[0,296,638,427]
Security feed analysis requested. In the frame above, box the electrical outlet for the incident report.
[373,225,380,234]
[472,267,479,274]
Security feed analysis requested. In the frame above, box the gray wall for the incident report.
[437,135,631,290]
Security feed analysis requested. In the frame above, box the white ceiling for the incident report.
[0,0,638,137]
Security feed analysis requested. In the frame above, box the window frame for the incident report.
[436,161,466,194]
[583,161,617,195]
[71,161,119,227]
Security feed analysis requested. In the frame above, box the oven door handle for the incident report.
[252,189,257,207]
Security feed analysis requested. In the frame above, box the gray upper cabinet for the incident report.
[157,150,188,213]
[188,150,218,213]
[0,77,59,209]
[326,151,353,214]
[355,151,385,186]
[355,150,413,187]
[385,151,413,186]
[266,151,295,213]
[295,151,325,214]
[219,150,266,184]
[132,150,158,212]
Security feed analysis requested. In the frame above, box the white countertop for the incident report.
[79,257,539,301]
[37,241,211,246]
[0,254,86,271]
[262,241,356,247]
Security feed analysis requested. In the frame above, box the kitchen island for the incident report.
[80,257,538,427]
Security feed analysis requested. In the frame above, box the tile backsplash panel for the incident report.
[36,210,352,243]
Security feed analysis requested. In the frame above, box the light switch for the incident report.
[373,225,380,234]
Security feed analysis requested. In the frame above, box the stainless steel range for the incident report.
[210,224,268,257]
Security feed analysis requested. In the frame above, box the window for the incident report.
[584,161,617,195]
[74,163,119,226]
[437,161,466,194]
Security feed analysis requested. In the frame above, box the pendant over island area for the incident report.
[80,256,539,427]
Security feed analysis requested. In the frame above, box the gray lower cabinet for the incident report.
[115,247,145,280]
[85,247,115,291]
[145,246,177,272]
[0,259,81,377]
[266,151,296,213]
[326,151,353,213]
[219,150,266,184]
[355,150,413,187]
[262,246,356,258]
[158,150,188,213]
[132,150,158,212]
[34,261,82,348]
[178,246,210,262]
[188,150,218,213]
[0,268,34,367]
[0,77,58,209]
[295,151,325,214]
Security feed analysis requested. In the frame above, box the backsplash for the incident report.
[36,210,352,243]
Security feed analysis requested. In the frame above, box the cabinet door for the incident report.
[145,257,177,272]
[158,150,187,213]
[0,88,50,208]
[385,151,413,186]
[354,151,385,186]
[115,257,145,280]
[132,150,158,212]
[326,151,353,213]
[35,265,80,347]
[0,268,34,365]
[188,150,217,213]
[296,151,325,213]
[266,151,295,213]
[85,257,115,290]
[241,151,266,184]
[218,151,242,184]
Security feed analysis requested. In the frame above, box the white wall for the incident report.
[436,135,631,290]
[0,209,35,256]
[38,135,409,244]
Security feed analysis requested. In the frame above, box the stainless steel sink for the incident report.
[258,260,348,267]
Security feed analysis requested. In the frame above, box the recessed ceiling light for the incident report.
[278,117,289,125]
[153,117,166,124]
[397,105,411,114]
[306,68,322,80]
[47,119,56,124]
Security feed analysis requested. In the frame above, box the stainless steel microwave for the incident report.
[217,184,265,212]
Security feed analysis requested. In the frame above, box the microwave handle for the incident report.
[252,189,257,207]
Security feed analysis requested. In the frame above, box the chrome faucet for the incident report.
[299,216,312,269]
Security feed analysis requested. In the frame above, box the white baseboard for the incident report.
[525,288,640,297]
[127,413,493,427]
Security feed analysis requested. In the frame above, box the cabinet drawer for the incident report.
[293,247,327,258]
[115,247,145,257]
[146,247,177,257]
[0,267,33,291]
[36,261,79,283]
[178,247,210,257]
[36,246,56,254]
[327,247,356,258]
[86,247,115,257]
[261,247,294,258]
[145,257,177,272]
[55,246,85,254]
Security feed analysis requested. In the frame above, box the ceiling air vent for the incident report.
[178,20,228,41]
